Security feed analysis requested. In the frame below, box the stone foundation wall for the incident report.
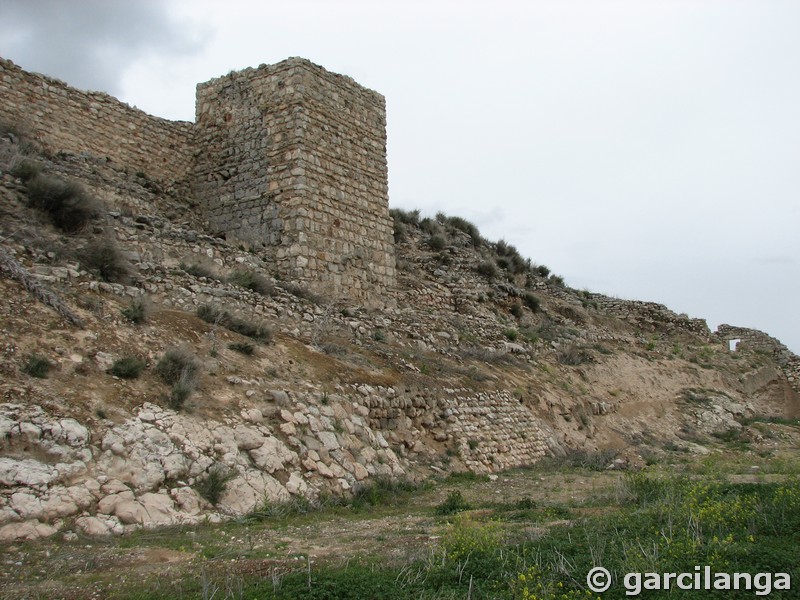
[194,58,396,305]
[359,386,554,473]
[0,58,193,188]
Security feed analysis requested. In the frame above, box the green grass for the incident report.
[10,456,800,600]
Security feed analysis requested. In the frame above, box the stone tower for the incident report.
[194,58,396,305]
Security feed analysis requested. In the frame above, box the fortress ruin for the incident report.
[0,57,396,304]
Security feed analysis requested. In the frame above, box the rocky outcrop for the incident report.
[0,394,408,541]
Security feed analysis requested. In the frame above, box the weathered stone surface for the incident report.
[0,520,58,542]
[74,516,112,536]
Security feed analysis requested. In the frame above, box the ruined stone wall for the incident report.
[595,296,710,336]
[194,58,396,305]
[0,58,193,188]
[716,325,800,392]
[359,386,554,473]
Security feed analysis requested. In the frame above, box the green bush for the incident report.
[228,341,255,355]
[389,208,420,226]
[168,378,194,410]
[26,173,101,232]
[194,464,234,506]
[510,302,523,319]
[439,213,483,247]
[180,262,218,280]
[555,343,593,366]
[392,220,407,243]
[108,357,145,379]
[420,217,443,236]
[121,297,150,324]
[156,346,199,386]
[428,234,446,251]
[504,328,519,341]
[22,354,51,378]
[227,269,273,296]
[10,159,42,182]
[435,489,472,515]
[476,260,499,280]
[280,282,324,305]
[196,304,273,343]
[523,292,541,312]
[81,238,130,283]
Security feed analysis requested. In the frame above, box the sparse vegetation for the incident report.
[428,234,446,251]
[476,259,499,280]
[196,304,273,343]
[81,238,130,283]
[228,341,255,355]
[180,262,217,280]
[156,346,200,409]
[555,342,593,366]
[22,353,51,378]
[25,173,102,232]
[227,269,273,296]
[194,464,234,506]
[108,357,146,379]
[523,292,540,312]
[435,489,472,515]
[121,296,150,324]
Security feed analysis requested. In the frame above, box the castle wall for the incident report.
[716,325,800,393]
[194,58,396,305]
[0,58,193,188]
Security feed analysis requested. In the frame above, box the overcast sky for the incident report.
[1,0,798,352]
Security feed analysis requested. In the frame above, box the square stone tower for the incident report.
[194,58,396,305]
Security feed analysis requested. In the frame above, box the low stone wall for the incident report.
[0,58,193,189]
[595,296,710,336]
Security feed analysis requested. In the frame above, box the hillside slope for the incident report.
[0,128,798,543]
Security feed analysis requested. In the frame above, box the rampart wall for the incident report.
[0,58,193,188]
[194,58,396,304]
[1,56,396,305]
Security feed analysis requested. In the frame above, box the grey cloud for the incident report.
[0,0,204,94]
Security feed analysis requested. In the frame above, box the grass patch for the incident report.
[536,448,617,471]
